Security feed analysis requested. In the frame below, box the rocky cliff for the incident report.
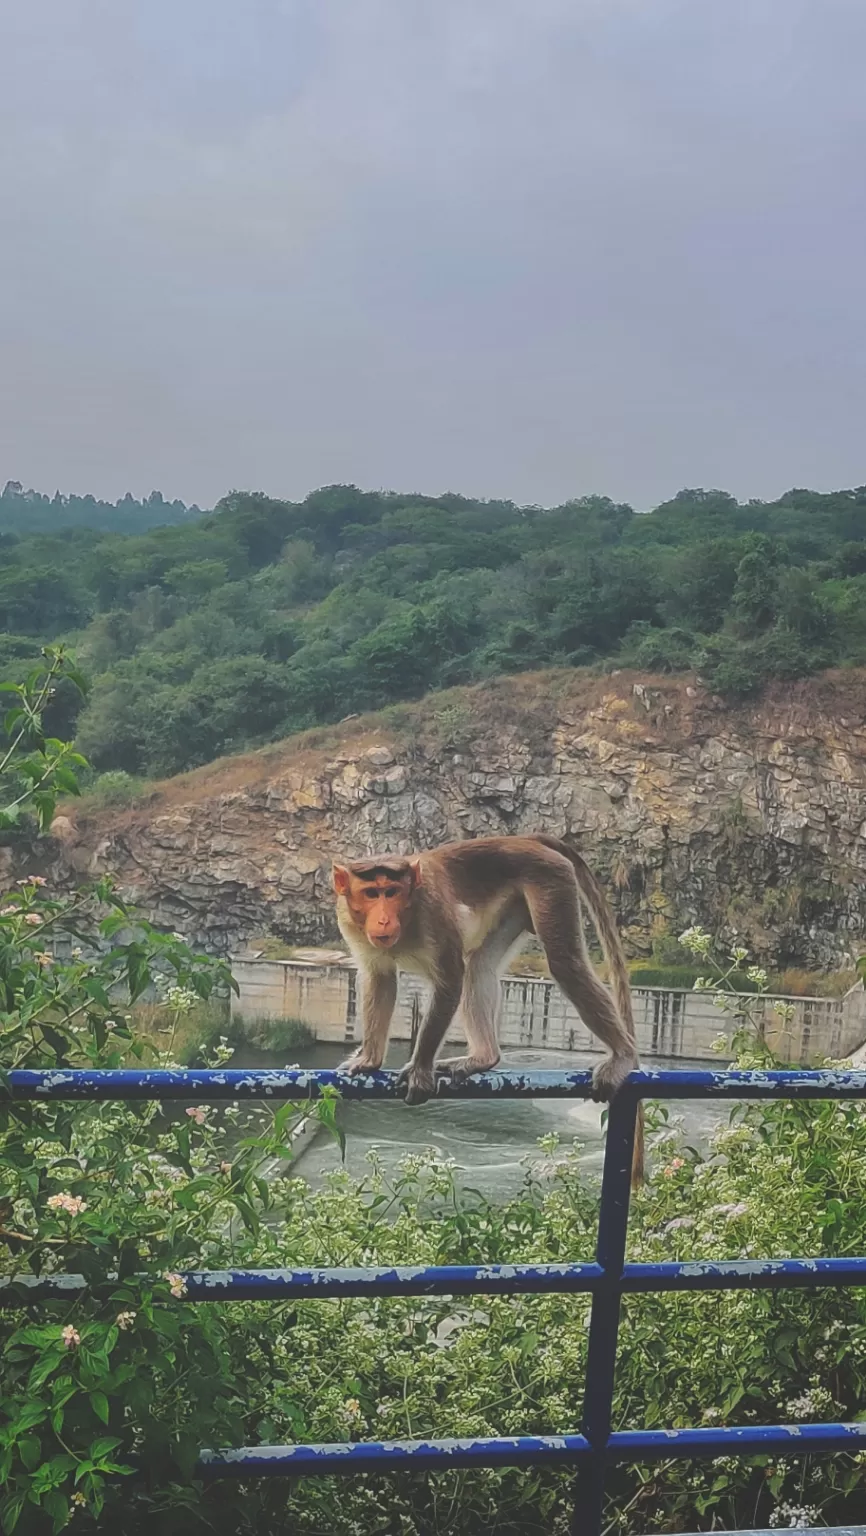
[14,669,866,967]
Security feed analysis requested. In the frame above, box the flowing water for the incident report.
[228,1039,732,1200]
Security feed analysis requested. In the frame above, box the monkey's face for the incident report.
[333,861,420,950]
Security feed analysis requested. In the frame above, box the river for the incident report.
[228,1039,732,1200]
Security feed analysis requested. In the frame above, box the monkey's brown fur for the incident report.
[333,834,644,1186]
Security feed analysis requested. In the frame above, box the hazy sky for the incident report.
[1,0,865,511]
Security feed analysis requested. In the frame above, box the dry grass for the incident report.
[57,665,866,838]
[773,967,858,998]
[127,999,230,1065]
[506,951,856,999]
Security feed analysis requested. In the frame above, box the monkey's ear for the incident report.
[333,865,350,896]
[408,859,422,888]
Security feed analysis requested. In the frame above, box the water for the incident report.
[228,1039,733,1201]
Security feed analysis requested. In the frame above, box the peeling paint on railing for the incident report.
[8,1063,866,1536]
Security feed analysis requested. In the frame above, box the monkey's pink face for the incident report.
[333,863,420,950]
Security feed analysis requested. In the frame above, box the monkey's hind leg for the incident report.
[438,907,527,1085]
[526,882,637,1102]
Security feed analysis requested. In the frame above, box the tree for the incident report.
[0,648,89,832]
[731,535,779,633]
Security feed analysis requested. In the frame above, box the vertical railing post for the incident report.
[571,1091,638,1536]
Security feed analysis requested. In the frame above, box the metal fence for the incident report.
[7,1064,866,1536]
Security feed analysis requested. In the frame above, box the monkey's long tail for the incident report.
[536,835,645,1189]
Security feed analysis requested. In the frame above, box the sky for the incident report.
[1,0,865,512]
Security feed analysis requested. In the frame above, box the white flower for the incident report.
[162,1271,188,1299]
[768,1502,821,1529]
[62,1325,81,1350]
[785,1386,832,1419]
[678,926,713,958]
[185,1106,207,1125]
[116,1310,137,1330]
[155,977,199,1012]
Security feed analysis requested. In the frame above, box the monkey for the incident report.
[332,834,644,1186]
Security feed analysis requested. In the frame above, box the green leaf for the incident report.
[18,1435,41,1470]
[10,1404,47,1432]
[231,1195,260,1234]
[89,1392,110,1425]
[28,1354,64,1390]
[40,1025,71,1063]
[42,1491,69,1535]
[0,1492,25,1533]
[89,1436,122,1460]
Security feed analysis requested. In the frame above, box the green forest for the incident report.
[2,480,866,780]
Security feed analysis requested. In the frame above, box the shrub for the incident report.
[3,900,866,1533]
[77,771,151,811]
[4,1032,866,1534]
[227,1013,314,1053]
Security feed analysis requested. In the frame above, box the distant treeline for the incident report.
[1,481,865,779]
[0,480,201,535]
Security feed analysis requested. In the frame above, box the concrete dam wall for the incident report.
[230,957,866,1066]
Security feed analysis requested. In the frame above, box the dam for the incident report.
[231,954,866,1067]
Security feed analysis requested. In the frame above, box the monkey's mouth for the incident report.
[370,933,399,948]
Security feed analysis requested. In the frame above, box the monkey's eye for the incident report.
[362,888,380,900]
[383,887,400,899]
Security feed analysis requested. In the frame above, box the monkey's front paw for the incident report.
[591,1053,639,1103]
[339,1050,383,1076]
[396,1062,436,1105]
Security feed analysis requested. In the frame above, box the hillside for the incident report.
[24,667,866,971]
[1,481,866,781]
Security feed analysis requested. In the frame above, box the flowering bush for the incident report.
[0,656,339,1533]
[4,918,866,1534]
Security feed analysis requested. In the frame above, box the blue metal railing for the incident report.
[6,1065,866,1536]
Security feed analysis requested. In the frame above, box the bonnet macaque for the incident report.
[332,834,643,1185]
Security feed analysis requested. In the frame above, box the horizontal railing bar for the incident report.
[609,1422,866,1458]
[199,1434,592,1475]
[0,1263,604,1303]
[198,1421,866,1477]
[8,1066,866,1101]
[622,1256,866,1291]
[6,1255,866,1306]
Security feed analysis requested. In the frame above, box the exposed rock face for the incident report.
[15,670,866,966]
